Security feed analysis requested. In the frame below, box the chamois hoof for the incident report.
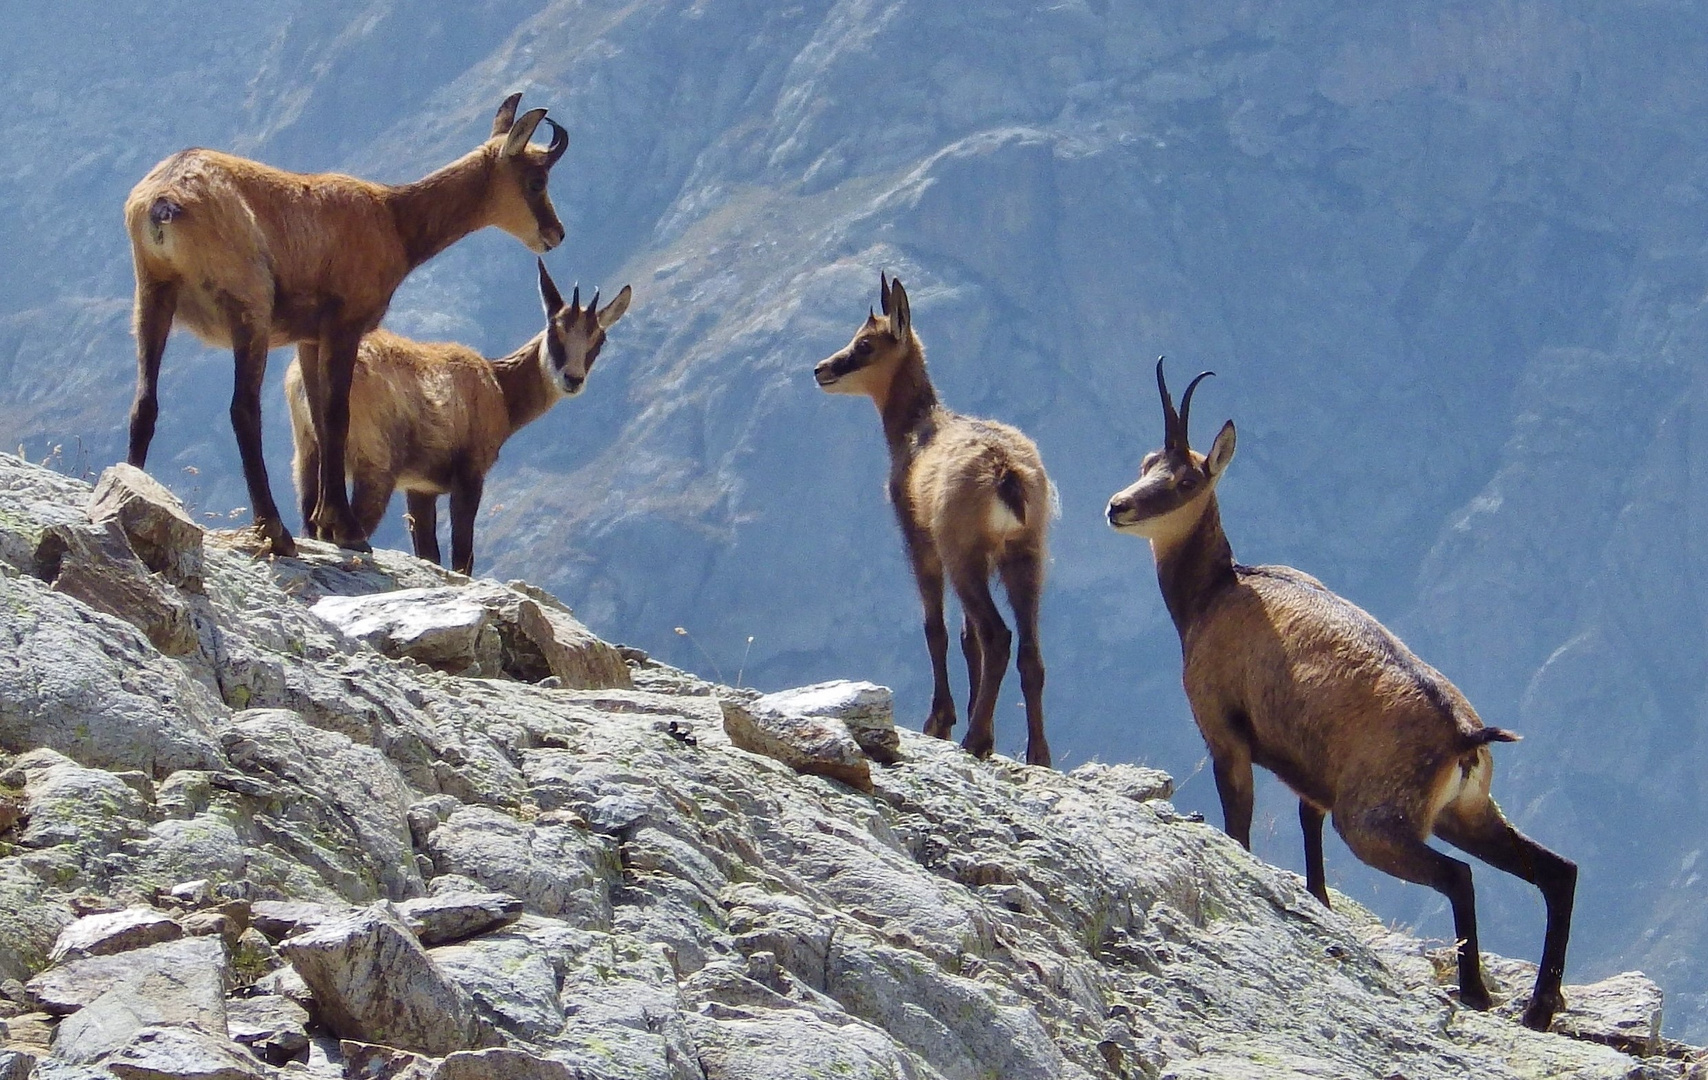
[922,714,955,740]
[1457,982,1493,1013]
[960,734,995,760]
[1025,742,1052,769]
[1520,991,1563,1032]
[255,520,297,559]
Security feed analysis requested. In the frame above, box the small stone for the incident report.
[719,689,875,792]
[86,463,204,592]
[395,891,525,946]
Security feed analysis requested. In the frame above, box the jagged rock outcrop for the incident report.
[1,452,1704,1078]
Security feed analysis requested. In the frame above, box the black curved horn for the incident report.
[1156,356,1182,449]
[542,117,568,167]
[1178,371,1215,449]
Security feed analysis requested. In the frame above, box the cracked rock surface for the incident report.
[0,454,1703,1079]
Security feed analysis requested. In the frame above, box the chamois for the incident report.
[124,92,569,557]
[284,260,631,577]
[1105,359,1577,1031]
[815,274,1053,767]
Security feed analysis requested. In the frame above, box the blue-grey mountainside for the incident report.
[4,0,1708,1045]
[1,455,1702,1079]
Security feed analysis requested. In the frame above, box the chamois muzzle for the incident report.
[813,355,845,388]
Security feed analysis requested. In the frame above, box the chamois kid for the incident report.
[285,260,631,576]
[1105,359,1576,1031]
[815,274,1052,767]
[125,93,569,557]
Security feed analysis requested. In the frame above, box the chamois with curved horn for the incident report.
[815,273,1053,767]
[124,92,569,556]
[1105,358,1576,1030]
[284,260,630,576]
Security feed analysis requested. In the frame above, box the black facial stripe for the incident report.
[584,339,603,367]
[546,331,568,372]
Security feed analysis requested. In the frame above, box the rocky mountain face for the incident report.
[1,452,1703,1079]
[4,0,1708,1042]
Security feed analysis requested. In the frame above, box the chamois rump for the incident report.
[1105,359,1577,1031]
[124,92,569,557]
[284,260,631,577]
[815,274,1053,767]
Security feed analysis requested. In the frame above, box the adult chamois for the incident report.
[284,260,630,576]
[1105,359,1576,1031]
[124,92,569,557]
[815,274,1053,767]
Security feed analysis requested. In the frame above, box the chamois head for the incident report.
[486,93,569,254]
[537,260,631,397]
[814,273,917,397]
[1106,357,1236,546]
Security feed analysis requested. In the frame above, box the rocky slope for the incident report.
[6,0,1708,1042]
[1,453,1703,1078]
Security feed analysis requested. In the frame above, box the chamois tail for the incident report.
[1462,726,1521,748]
[995,467,1028,527]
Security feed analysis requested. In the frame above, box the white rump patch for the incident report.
[986,499,1023,535]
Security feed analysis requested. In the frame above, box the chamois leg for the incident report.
[226,321,295,558]
[1435,803,1577,1031]
[295,342,329,539]
[1300,801,1330,907]
[951,565,1010,761]
[350,474,396,541]
[405,492,441,566]
[1210,747,1255,849]
[127,278,179,468]
[909,545,957,740]
[310,328,372,552]
[960,615,983,721]
[448,471,484,577]
[293,442,321,539]
[999,549,1049,767]
[1336,809,1490,1011]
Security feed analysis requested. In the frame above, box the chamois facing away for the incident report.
[814,274,1053,767]
[124,92,569,558]
[1105,359,1577,1031]
[284,260,631,577]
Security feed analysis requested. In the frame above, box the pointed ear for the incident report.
[597,285,633,330]
[888,278,910,340]
[492,93,523,138]
[537,259,564,316]
[503,108,548,157]
[878,272,892,316]
[1205,420,1237,477]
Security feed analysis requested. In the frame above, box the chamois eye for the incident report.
[527,176,547,194]
[855,339,873,356]
[1178,475,1199,492]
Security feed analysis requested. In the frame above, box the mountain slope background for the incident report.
[4,0,1707,1038]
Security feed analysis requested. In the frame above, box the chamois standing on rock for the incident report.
[1105,359,1577,1031]
[285,260,631,577]
[815,274,1053,767]
[124,92,569,557]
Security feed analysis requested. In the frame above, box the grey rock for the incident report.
[32,936,230,1064]
[105,1025,266,1080]
[753,680,901,765]
[224,993,311,1065]
[49,908,183,964]
[34,519,198,656]
[428,934,564,1041]
[0,1050,35,1080]
[277,903,496,1057]
[1550,970,1668,1058]
[338,1041,438,1080]
[86,464,204,592]
[1068,761,1176,803]
[250,901,347,943]
[718,692,874,793]
[434,1047,587,1080]
[396,891,524,946]
[422,807,613,927]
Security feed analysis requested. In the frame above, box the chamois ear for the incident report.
[878,272,893,315]
[1205,420,1237,477]
[492,93,523,138]
[887,277,911,340]
[597,285,633,330]
[503,108,549,157]
[537,259,564,317]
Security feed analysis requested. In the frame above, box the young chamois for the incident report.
[284,260,631,577]
[815,274,1053,767]
[1105,359,1577,1031]
[124,92,569,557]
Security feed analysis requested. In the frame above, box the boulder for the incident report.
[395,891,525,946]
[719,690,874,793]
[1068,761,1175,803]
[750,680,901,764]
[86,464,204,592]
[223,994,310,1065]
[1551,970,1667,1058]
[49,908,183,964]
[33,519,198,656]
[276,903,497,1056]
[29,936,230,1064]
[104,1026,267,1080]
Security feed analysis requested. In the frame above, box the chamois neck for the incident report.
[389,147,498,268]
[875,338,940,453]
[1153,496,1237,636]
[489,334,559,434]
